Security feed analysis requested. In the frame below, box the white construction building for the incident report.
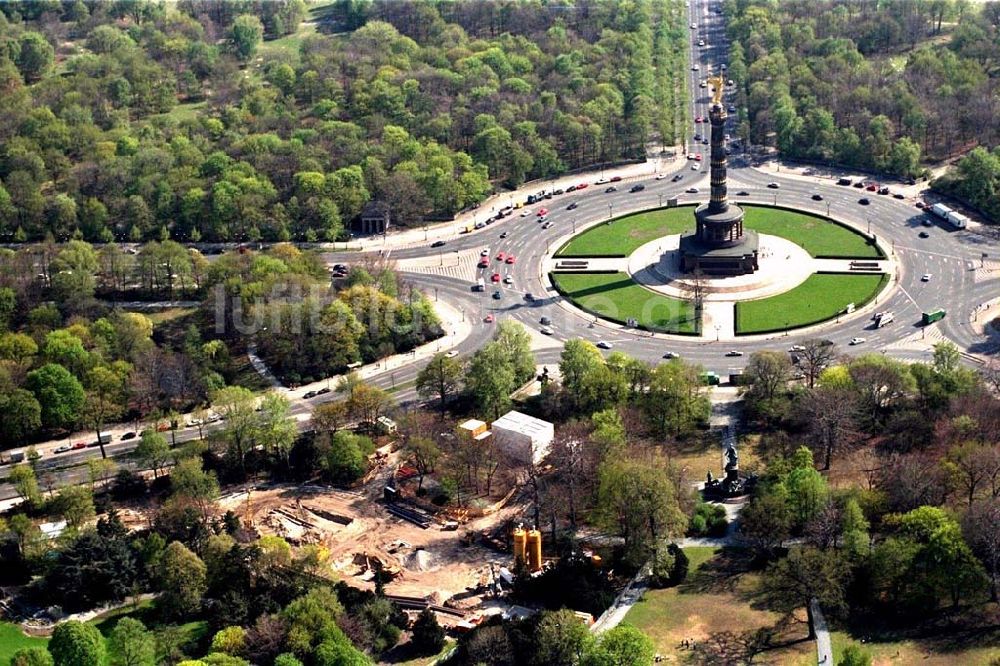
[491,410,554,466]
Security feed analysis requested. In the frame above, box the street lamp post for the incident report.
[572,218,577,233]
[608,203,614,219]
[659,193,664,208]
[867,218,871,235]
[826,202,831,217]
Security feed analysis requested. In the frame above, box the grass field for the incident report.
[735,273,888,334]
[830,627,1000,665]
[555,205,882,259]
[625,547,814,665]
[742,207,883,259]
[551,272,698,334]
[0,623,49,664]
[555,208,692,257]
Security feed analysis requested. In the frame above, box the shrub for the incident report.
[688,501,728,537]
[649,542,688,588]
[410,608,446,655]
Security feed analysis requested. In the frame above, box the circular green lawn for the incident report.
[556,205,883,259]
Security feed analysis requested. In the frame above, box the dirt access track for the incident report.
[218,484,518,603]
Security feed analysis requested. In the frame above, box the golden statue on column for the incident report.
[707,75,725,106]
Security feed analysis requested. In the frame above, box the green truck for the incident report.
[922,309,946,325]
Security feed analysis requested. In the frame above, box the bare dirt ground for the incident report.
[217,482,522,604]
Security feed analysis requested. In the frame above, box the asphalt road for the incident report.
[4,0,996,501]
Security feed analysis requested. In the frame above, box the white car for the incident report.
[480,248,489,256]
[520,209,532,217]
[921,273,932,282]
[690,22,697,29]
[596,341,613,350]
[540,326,554,335]
[850,337,866,345]
[54,444,71,454]
[445,350,459,358]
[685,187,700,194]
[663,351,680,359]
[503,276,513,285]
[789,345,805,352]
[655,173,667,180]
[691,163,700,171]
[692,64,700,71]
[698,40,705,47]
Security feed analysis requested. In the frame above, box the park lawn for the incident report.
[742,207,882,259]
[735,273,888,335]
[0,622,49,664]
[555,208,691,257]
[551,272,698,334]
[830,629,1000,666]
[665,432,764,482]
[624,548,814,665]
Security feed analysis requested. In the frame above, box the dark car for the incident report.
[736,190,750,196]
[811,193,823,201]
[837,177,852,186]
[767,182,780,189]
[500,231,509,239]
[919,231,929,238]
[630,184,646,193]
[540,316,552,325]
[725,350,745,357]
[605,186,618,193]
[553,188,564,195]
[893,193,905,199]
[431,240,446,248]
[671,174,684,182]
[121,431,136,441]
[492,290,502,300]
[853,181,865,188]
[567,202,579,210]
[317,387,331,395]
[858,198,870,205]
[303,390,317,399]
[524,293,535,302]
[878,187,890,195]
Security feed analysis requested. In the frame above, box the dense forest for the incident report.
[0,0,686,243]
[725,0,1000,185]
[0,239,438,448]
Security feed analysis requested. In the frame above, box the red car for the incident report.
[73,441,86,450]
[610,176,622,182]
[695,116,704,123]
[484,314,495,323]
[478,257,489,268]
[537,208,548,216]
[491,272,501,283]
[866,183,877,192]
[496,252,505,261]
[576,183,589,190]
[505,255,516,264]
[694,154,702,161]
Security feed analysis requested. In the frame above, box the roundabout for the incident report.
[547,204,893,339]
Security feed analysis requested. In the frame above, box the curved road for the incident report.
[3,0,996,501]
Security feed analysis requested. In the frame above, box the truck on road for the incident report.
[929,203,968,229]
[922,309,946,325]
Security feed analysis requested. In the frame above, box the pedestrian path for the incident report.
[811,599,833,665]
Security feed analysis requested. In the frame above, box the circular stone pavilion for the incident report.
[679,77,758,276]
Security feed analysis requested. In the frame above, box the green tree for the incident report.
[584,624,655,666]
[16,33,54,81]
[535,609,593,665]
[135,430,170,480]
[466,342,515,419]
[838,645,872,666]
[210,626,246,657]
[0,389,42,447]
[10,647,54,666]
[53,485,95,530]
[596,453,687,566]
[108,617,155,666]
[416,352,463,411]
[230,15,264,62]
[26,363,86,430]
[83,365,128,458]
[48,621,106,666]
[9,464,41,507]
[643,361,709,437]
[409,608,445,656]
[761,547,850,639]
[158,541,207,619]
[325,431,368,485]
